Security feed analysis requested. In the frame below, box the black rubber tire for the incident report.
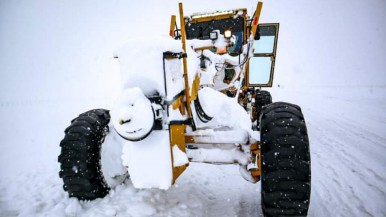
[260,102,311,217]
[255,90,272,128]
[255,90,272,107]
[58,109,111,200]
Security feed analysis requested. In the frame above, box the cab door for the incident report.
[248,23,279,87]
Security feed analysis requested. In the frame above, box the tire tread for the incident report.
[260,102,311,217]
[58,109,111,200]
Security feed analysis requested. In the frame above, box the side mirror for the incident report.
[248,23,279,87]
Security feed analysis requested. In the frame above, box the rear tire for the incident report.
[255,90,272,129]
[260,102,311,217]
[255,90,272,107]
[58,109,112,200]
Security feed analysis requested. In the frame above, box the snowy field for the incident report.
[1,0,385,217]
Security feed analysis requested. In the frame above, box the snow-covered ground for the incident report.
[1,0,385,216]
[272,86,386,217]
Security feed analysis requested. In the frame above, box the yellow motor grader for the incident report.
[58,2,311,217]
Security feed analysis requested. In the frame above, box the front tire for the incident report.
[58,109,112,200]
[260,102,311,217]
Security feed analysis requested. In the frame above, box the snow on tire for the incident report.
[59,109,114,200]
[260,102,311,217]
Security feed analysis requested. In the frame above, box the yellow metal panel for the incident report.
[190,74,200,101]
[250,142,259,151]
[251,2,263,38]
[178,3,193,120]
[188,8,247,23]
[185,135,195,143]
[250,142,262,179]
[250,169,261,180]
[169,124,189,183]
[169,15,176,37]
[172,95,186,115]
[190,13,233,23]
[172,96,181,110]
[172,165,188,183]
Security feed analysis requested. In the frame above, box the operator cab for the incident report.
[180,9,279,88]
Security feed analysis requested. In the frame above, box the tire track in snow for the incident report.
[307,122,374,217]
[310,108,386,189]
[303,99,386,217]
[310,138,358,216]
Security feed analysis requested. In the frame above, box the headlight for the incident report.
[224,30,232,38]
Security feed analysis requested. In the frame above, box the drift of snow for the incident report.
[115,36,183,97]
[100,124,128,188]
[172,145,189,167]
[195,87,251,130]
[121,131,173,190]
[187,148,249,165]
[186,129,250,144]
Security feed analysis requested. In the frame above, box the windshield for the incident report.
[185,17,244,40]
[185,17,244,54]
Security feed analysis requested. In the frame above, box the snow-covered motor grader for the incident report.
[58,2,311,216]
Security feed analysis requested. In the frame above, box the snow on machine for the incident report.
[58,2,311,216]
